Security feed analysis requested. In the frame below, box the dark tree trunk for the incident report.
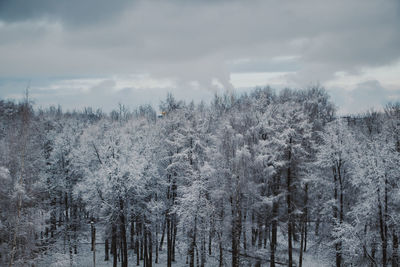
[255,218,262,267]
[264,220,268,249]
[105,238,109,261]
[130,215,135,249]
[136,217,140,266]
[251,212,256,247]
[159,219,166,251]
[333,166,341,267]
[270,174,279,267]
[112,224,118,267]
[219,234,223,267]
[140,222,144,261]
[119,200,128,267]
[232,220,239,267]
[288,219,293,267]
[208,225,213,256]
[59,196,63,227]
[231,188,242,267]
[393,229,399,267]
[243,210,247,252]
[65,192,69,224]
[371,242,376,267]
[144,229,148,267]
[383,176,388,267]
[200,233,206,267]
[167,214,172,267]
[315,217,320,236]
[155,219,159,264]
[172,217,177,262]
[287,143,293,267]
[91,221,96,252]
[190,215,198,267]
[73,204,78,254]
[378,189,387,267]
[196,242,200,267]
[65,192,73,266]
[50,199,56,238]
[189,227,196,267]
[148,231,153,267]
[299,222,305,267]
[218,206,224,267]
[257,218,262,249]
[303,184,308,252]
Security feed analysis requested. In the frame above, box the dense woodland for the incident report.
[0,87,399,267]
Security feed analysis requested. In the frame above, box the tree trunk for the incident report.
[159,219,166,251]
[171,175,177,263]
[189,220,197,267]
[218,205,224,267]
[371,242,376,267]
[208,225,213,256]
[231,189,242,267]
[200,233,206,267]
[148,231,153,267]
[172,217,177,262]
[119,200,128,267]
[303,184,308,252]
[140,222,144,261]
[264,221,268,249]
[315,217,320,236]
[378,189,387,267]
[243,209,247,252]
[136,217,140,266]
[288,219,293,267]
[219,234,223,267]
[384,176,388,267]
[393,229,399,267]
[112,224,118,267]
[287,144,293,267]
[144,229,148,267]
[298,222,304,267]
[333,166,341,267]
[232,215,239,267]
[258,218,263,249]
[130,215,135,249]
[155,219,159,264]
[167,214,172,267]
[196,242,200,267]
[270,174,279,267]
[91,220,96,252]
[73,204,78,254]
[105,238,109,261]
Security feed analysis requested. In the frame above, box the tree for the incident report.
[317,118,356,267]
[75,119,146,267]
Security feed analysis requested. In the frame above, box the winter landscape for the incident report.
[1,1,400,267]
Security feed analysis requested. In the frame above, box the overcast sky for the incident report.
[0,0,399,114]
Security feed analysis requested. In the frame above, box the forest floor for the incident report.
[35,225,330,266]
[35,240,330,267]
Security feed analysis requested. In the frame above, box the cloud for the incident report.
[0,75,217,112]
[0,0,131,27]
[0,0,399,113]
[1,1,399,80]
[327,80,400,115]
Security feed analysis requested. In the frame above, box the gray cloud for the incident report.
[0,76,218,112]
[327,80,400,114]
[1,1,398,75]
[0,0,132,27]
[0,0,399,112]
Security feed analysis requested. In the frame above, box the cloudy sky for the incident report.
[0,0,399,114]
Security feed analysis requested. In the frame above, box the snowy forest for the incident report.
[0,87,399,267]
